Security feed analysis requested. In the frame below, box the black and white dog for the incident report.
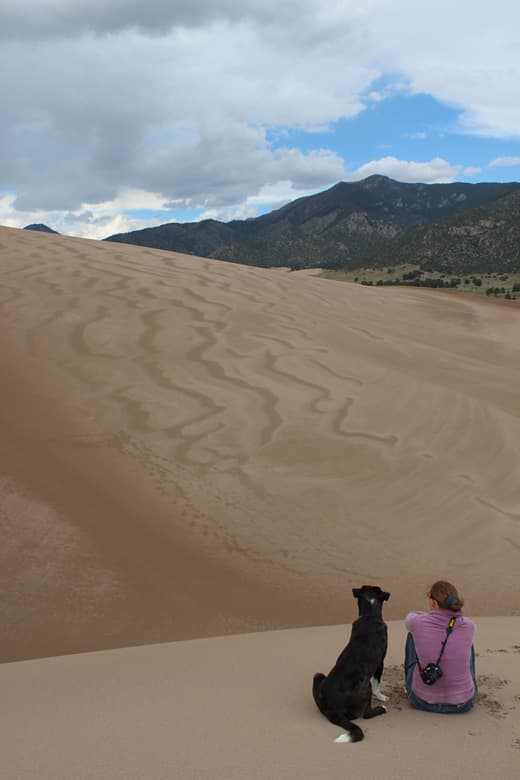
[312,585,390,743]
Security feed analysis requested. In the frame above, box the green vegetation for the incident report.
[320,264,520,302]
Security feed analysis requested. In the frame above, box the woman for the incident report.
[404,580,477,713]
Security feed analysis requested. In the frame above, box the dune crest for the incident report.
[1,619,520,779]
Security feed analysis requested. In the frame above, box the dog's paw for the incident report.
[371,678,389,702]
[334,733,353,743]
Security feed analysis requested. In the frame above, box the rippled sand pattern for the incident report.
[1,227,519,661]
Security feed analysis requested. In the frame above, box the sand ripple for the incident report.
[1,226,520,661]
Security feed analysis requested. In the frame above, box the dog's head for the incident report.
[352,585,390,618]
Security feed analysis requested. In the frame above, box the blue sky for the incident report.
[270,91,520,181]
[1,1,519,238]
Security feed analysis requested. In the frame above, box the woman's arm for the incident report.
[404,611,423,632]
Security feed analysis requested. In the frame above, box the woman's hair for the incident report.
[427,580,464,611]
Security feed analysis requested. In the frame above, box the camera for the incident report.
[420,663,443,685]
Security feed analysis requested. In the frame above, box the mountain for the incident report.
[364,187,520,275]
[105,176,520,271]
[24,223,59,234]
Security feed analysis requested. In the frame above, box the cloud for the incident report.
[0,13,365,219]
[1,1,519,236]
[132,127,345,210]
[197,179,336,222]
[368,0,520,138]
[488,156,520,168]
[0,0,271,40]
[0,0,379,46]
[0,188,172,240]
[463,166,482,177]
[348,156,463,183]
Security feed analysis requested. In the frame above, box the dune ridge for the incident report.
[2,618,520,779]
[1,225,519,664]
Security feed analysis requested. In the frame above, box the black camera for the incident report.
[420,663,443,685]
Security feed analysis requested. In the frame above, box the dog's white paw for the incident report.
[334,733,353,743]
[371,678,389,702]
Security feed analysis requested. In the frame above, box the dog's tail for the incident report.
[334,723,364,743]
[312,673,326,710]
[312,674,364,743]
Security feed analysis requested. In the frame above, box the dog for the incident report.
[312,585,390,742]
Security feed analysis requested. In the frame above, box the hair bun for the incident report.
[443,594,459,608]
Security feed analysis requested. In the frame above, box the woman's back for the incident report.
[405,609,476,704]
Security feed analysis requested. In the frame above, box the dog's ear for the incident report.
[352,588,362,599]
[382,591,390,602]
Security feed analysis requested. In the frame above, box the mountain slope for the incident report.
[105,176,520,271]
[367,187,520,274]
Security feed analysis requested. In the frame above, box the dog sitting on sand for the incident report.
[312,585,390,742]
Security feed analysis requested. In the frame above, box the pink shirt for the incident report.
[405,609,476,704]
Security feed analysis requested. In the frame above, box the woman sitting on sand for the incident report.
[404,580,477,713]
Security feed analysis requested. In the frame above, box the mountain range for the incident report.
[105,175,520,273]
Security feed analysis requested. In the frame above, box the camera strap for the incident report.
[416,616,457,673]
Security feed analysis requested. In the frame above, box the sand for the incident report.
[1,225,519,777]
[1,619,520,779]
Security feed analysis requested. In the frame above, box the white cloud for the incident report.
[0,14,360,229]
[197,179,337,222]
[0,189,174,240]
[1,1,519,234]
[369,1,520,138]
[197,205,258,222]
[488,156,520,168]
[348,156,463,184]
[463,166,482,177]
[246,181,319,208]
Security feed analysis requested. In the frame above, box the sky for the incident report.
[1,0,520,239]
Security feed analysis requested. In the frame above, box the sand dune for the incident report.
[1,225,520,663]
[2,618,520,779]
